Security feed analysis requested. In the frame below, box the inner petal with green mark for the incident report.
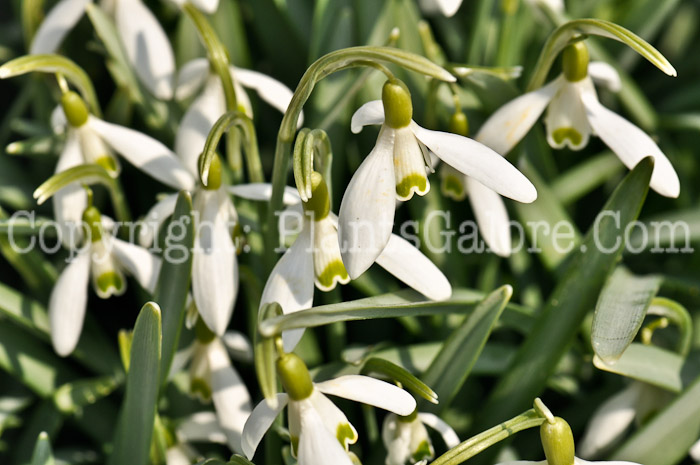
[440,165,467,201]
[544,80,594,151]
[94,271,126,298]
[190,377,212,401]
[394,128,430,201]
[79,127,120,176]
[411,440,434,462]
[337,422,358,449]
[551,127,583,147]
[313,217,350,291]
[89,240,126,298]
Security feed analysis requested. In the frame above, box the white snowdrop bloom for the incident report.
[164,411,234,464]
[340,79,537,278]
[242,353,417,464]
[690,438,700,462]
[419,0,462,17]
[478,41,680,198]
[261,172,452,351]
[174,58,300,177]
[383,410,460,465]
[49,206,161,356]
[168,0,219,14]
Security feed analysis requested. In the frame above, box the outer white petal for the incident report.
[308,390,358,449]
[88,117,195,190]
[192,190,238,335]
[30,0,91,54]
[412,123,537,203]
[435,0,462,16]
[581,92,680,198]
[350,100,385,134]
[227,183,301,206]
[191,0,219,14]
[574,458,640,465]
[115,0,175,99]
[338,128,396,279]
[577,383,642,459]
[315,375,416,416]
[165,445,195,465]
[176,411,228,444]
[175,58,210,101]
[241,393,289,459]
[53,131,88,247]
[49,250,91,356]
[382,414,412,465]
[233,67,302,126]
[260,225,314,352]
[111,238,162,294]
[475,78,561,155]
[690,438,700,462]
[375,234,451,301]
[588,61,622,93]
[207,338,252,453]
[222,330,253,363]
[418,412,460,448]
[175,76,226,178]
[466,178,511,257]
[297,404,355,465]
[138,193,179,247]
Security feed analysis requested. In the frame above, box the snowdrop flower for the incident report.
[174,58,299,177]
[168,0,219,14]
[242,352,417,464]
[49,205,161,356]
[340,79,537,277]
[50,91,193,246]
[383,409,460,465]
[691,438,700,462]
[478,41,680,198]
[419,0,462,17]
[262,171,452,351]
[165,412,229,464]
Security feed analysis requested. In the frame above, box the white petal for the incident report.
[475,78,561,155]
[350,100,385,134]
[233,67,302,126]
[495,461,546,465]
[176,411,228,444]
[227,183,301,206]
[544,79,593,151]
[575,458,640,465]
[89,237,126,298]
[138,193,178,247]
[192,190,238,335]
[175,58,210,101]
[88,117,195,190]
[394,127,430,201]
[382,414,413,465]
[690,438,700,462]
[241,393,289,459]
[297,404,354,465]
[191,0,219,14]
[466,178,511,257]
[53,131,88,247]
[375,233,452,301]
[30,0,91,54]
[315,375,416,416]
[588,61,622,93]
[167,344,195,381]
[260,225,314,352]
[418,412,460,448]
[577,383,641,459]
[435,0,462,16]
[308,390,358,449]
[207,339,252,453]
[51,106,68,134]
[165,445,195,465]
[115,0,175,99]
[111,238,162,294]
[312,217,350,291]
[338,128,396,279]
[581,92,680,198]
[412,123,537,203]
[49,249,91,356]
[222,330,253,363]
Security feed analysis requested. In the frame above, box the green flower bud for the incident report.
[277,353,314,401]
[61,91,89,128]
[562,41,589,82]
[82,206,103,243]
[195,317,216,344]
[200,153,223,190]
[382,79,413,129]
[302,171,330,220]
[448,110,469,137]
[541,417,575,465]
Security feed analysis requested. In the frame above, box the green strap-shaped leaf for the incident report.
[593,343,684,392]
[474,157,654,431]
[551,152,625,206]
[108,302,162,465]
[420,285,512,413]
[30,432,54,465]
[156,191,195,388]
[592,267,662,364]
[53,376,121,415]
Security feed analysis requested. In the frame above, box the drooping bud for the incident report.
[82,205,103,243]
[276,352,314,401]
[382,79,413,129]
[562,41,589,82]
[302,171,330,221]
[541,417,575,465]
[200,152,223,190]
[61,91,89,127]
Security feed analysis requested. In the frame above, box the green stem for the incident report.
[646,297,693,357]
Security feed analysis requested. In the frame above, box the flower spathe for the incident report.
[477,42,680,198]
[340,80,537,278]
[383,410,460,465]
[241,353,417,464]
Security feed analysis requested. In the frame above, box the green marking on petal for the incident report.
[552,127,582,147]
[96,156,119,176]
[441,174,466,201]
[316,259,349,290]
[96,271,125,297]
[190,377,212,401]
[396,173,429,200]
[290,435,299,456]
[337,422,357,449]
[411,440,434,462]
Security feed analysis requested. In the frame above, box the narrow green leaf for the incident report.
[421,286,512,413]
[108,302,162,465]
[156,191,195,387]
[228,456,256,465]
[30,432,54,465]
[475,157,653,430]
[612,374,700,465]
[626,208,700,252]
[593,343,683,392]
[256,303,282,406]
[53,376,121,415]
[551,152,625,205]
[592,267,662,364]
[362,357,438,404]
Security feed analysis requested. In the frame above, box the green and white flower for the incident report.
[340,79,537,278]
[242,353,416,465]
[477,41,680,198]
[383,410,460,465]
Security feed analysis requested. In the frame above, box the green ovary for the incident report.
[96,271,124,296]
[337,422,357,448]
[552,127,582,146]
[317,260,349,290]
[396,173,428,200]
[412,440,433,461]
